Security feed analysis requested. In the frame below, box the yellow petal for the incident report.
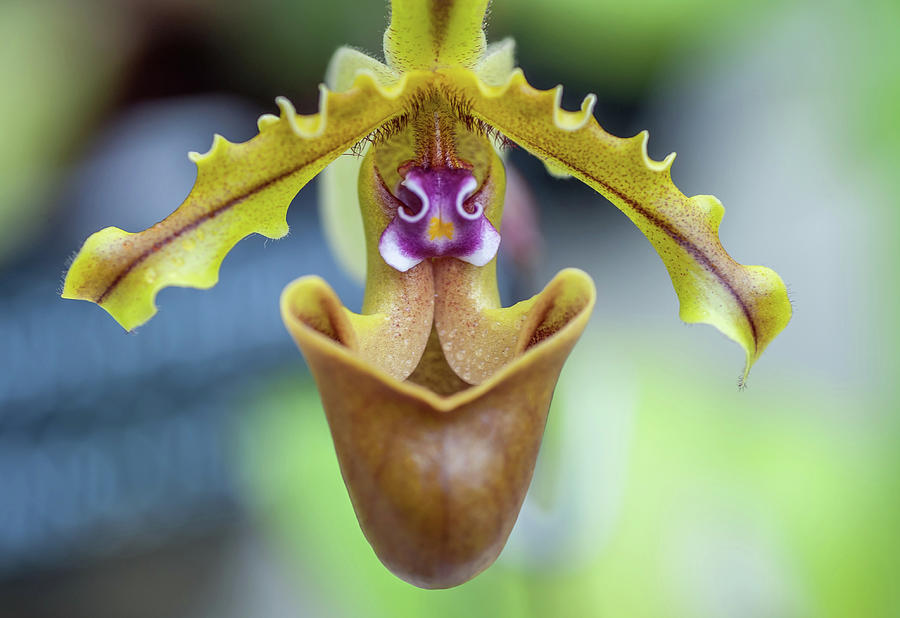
[62,72,431,331]
[441,68,791,382]
[384,0,489,71]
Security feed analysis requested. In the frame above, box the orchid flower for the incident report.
[62,0,791,589]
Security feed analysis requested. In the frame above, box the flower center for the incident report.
[378,166,500,272]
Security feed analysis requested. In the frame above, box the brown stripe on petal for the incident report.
[430,0,453,61]
[592,176,760,351]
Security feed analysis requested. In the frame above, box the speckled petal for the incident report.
[384,0,489,71]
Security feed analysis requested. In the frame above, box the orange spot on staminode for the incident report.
[428,217,454,241]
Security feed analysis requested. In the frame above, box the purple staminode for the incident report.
[378,167,501,272]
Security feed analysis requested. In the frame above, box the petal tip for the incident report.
[550,87,596,131]
[637,130,676,173]
[188,133,229,164]
[275,95,295,116]
[257,113,280,131]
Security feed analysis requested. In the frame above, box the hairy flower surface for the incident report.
[62,0,791,589]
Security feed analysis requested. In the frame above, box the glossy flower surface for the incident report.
[62,0,790,589]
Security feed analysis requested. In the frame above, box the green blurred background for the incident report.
[1,0,898,616]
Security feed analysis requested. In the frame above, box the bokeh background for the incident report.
[2,0,898,616]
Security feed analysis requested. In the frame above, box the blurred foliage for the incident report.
[0,0,121,265]
[488,0,777,94]
[845,0,900,407]
[849,0,900,162]
[211,0,386,100]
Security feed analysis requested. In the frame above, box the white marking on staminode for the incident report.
[454,176,481,220]
[397,177,430,223]
[460,222,501,267]
[379,226,422,272]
